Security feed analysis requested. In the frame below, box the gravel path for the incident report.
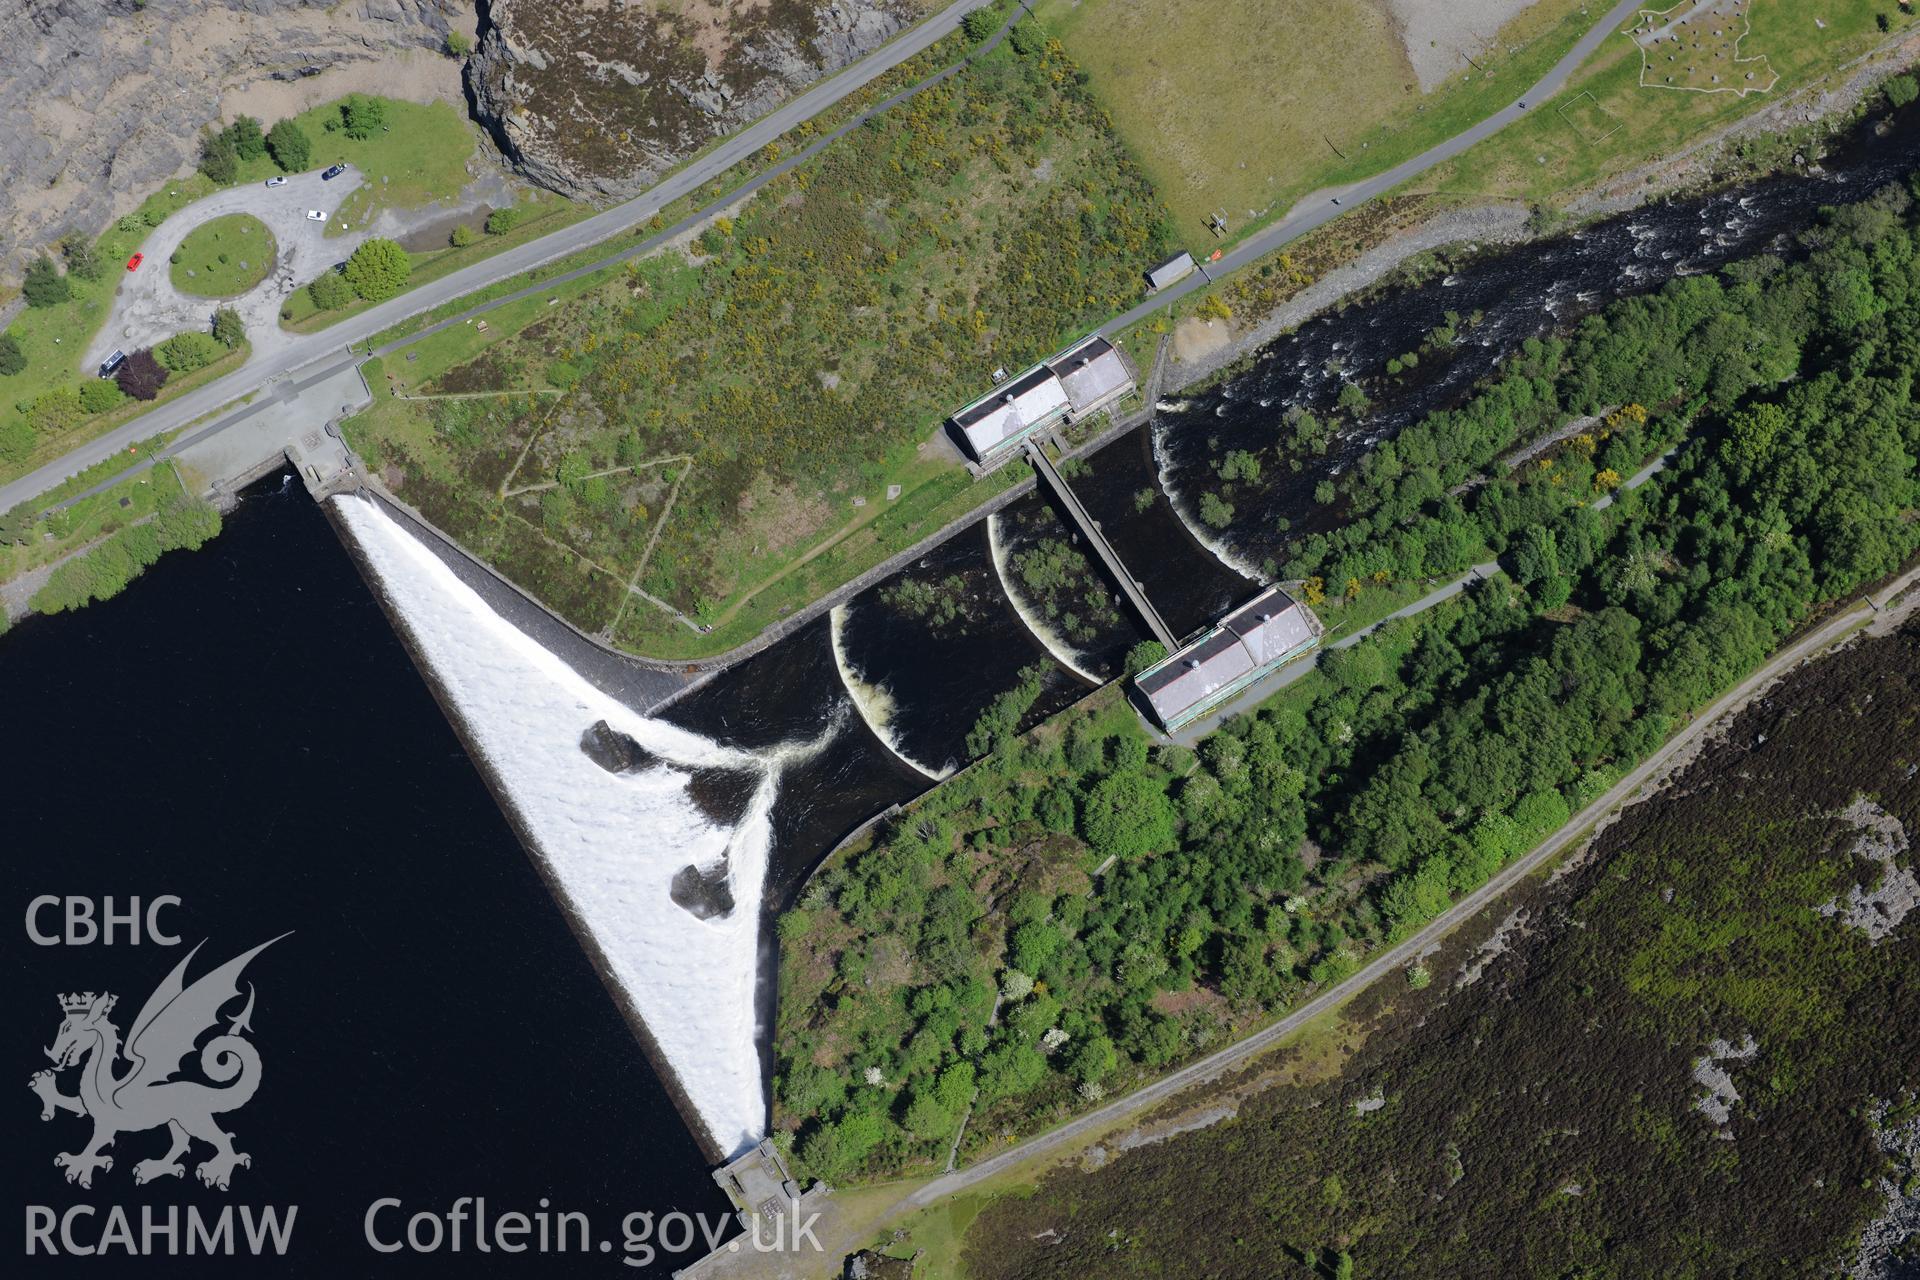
[1388,0,1549,92]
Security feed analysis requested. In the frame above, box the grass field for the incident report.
[1629,0,1778,95]
[277,193,580,333]
[1035,0,1594,244]
[222,97,481,234]
[312,101,479,237]
[170,214,276,298]
[1420,0,1909,202]
[343,31,1172,657]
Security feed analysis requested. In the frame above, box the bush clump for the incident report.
[342,238,411,302]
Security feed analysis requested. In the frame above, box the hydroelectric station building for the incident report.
[947,335,1135,467]
[1135,585,1323,732]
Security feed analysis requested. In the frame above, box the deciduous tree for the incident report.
[340,94,386,140]
[115,349,169,401]
[157,331,223,373]
[266,119,312,172]
[307,270,352,311]
[343,237,410,302]
[198,130,239,184]
[22,256,71,308]
[212,307,245,349]
[228,115,266,161]
[1079,772,1175,862]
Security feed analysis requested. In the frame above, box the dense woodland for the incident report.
[966,618,1920,1278]
[773,177,1920,1185]
[25,494,222,615]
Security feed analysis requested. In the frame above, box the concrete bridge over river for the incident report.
[1023,439,1180,652]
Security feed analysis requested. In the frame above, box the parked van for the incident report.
[99,350,126,379]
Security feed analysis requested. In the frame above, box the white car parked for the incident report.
[265,177,288,188]
[305,210,328,222]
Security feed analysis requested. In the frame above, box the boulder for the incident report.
[669,860,736,921]
[579,718,661,774]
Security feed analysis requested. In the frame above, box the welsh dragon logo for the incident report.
[29,936,287,1191]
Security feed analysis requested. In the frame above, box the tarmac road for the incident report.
[84,169,369,373]
[4,0,1646,518]
[1097,0,1649,338]
[0,0,987,515]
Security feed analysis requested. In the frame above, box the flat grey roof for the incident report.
[1222,590,1317,664]
[1147,252,1196,288]
[1047,336,1132,413]
[951,364,1060,432]
[1137,586,1316,724]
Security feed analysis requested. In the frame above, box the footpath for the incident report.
[679,560,1920,1278]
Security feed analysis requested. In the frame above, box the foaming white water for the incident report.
[334,495,768,1157]
[828,604,951,781]
[1147,421,1266,584]
[985,513,1102,685]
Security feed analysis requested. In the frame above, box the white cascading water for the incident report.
[827,603,952,781]
[985,512,1103,685]
[334,495,776,1158]
[1147,418,1267,583]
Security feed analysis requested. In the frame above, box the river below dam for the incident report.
[6,90,1917,1246]
[349,88,1920,1169]
[663,93,1920,915]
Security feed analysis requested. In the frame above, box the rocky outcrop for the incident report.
[845,1250,918,1280]
[468,0,918,200]
[580,717,662,773]
[0,0,461,276]
[669,859,735,920]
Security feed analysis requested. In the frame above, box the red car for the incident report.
[126,252,144,272]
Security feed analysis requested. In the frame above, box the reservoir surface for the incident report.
[5,92,1916,1260]
[0,483,728,1276]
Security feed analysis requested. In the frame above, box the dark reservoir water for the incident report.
[675,101,1920,915]
[7,98,1914,1251]
[0,483,729,1276]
